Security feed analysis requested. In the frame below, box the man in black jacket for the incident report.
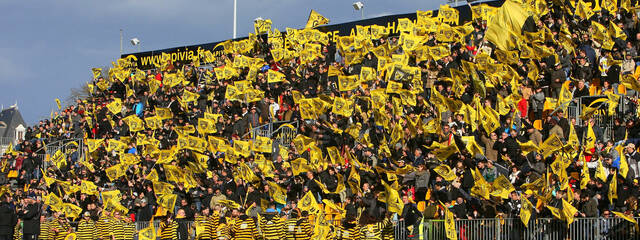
[17,196,40,240]
[0,194,17,240]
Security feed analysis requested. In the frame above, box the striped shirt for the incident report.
[112,218,126,240]
[283,218,312,240]
[233,217,258,240]
[360,219,390,240]
[160,220,178,240]
[212,223,231,240]
[337,222,361,240]
[96,215,114,239]
[76,219,98,240]
[381,218,393,240]
[206,213,220,238]
[258,215,284,240]
[13,223,22,240]
[50,220,71,240]
[39,220,51,240]
[195,215,211,240]
[123,220,136,240]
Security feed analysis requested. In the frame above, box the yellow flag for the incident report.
[106,98,122,115]
[86,139,104,153]
[602,0,618,13]
[80,180,98,195]
[433,164,457,182]
[233,140,251,157]
[613,211,639,230]
[138,218,156,240]
[267,69,286,83]
[437,4,459,25]
[444,206,457,240]
[292,134,314,154]
[44,193,63,211]
[338,75,360,92]
[616,144,629,178]
[122,115,144,132]
[254,18,272,34]
[595,159,607,182]
[144,116,163,130]
[491,175,515,199]
[154,107,173,120]
[382,181,404,214]
[585,123,596,150]
[145,168,159,182]
[267,181,287,204]
[291,158,313,176]
[331,97,354,117]
[55,98,62,110]
[62,203,83,219]
[158,193,177,213]
[562,199,578,227]
[326,146,342,165]
[520,195,534,227]
[432,143,459,162]
[609,171,617,204]
[538,133,563,158]
[152,181,174,197]
[575,0,595,19]
[105,164,126,181]
[252,136,272,153]
[91,68,102,79]
[348,166,361,195]
[305,10,329,28]
[197,118,217,134]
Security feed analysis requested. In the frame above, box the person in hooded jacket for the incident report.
[17,196,40,240]
[0,194,17,240]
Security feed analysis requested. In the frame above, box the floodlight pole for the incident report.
[361,6,364,19]
[233,0,237,39]
[120,29,123,55]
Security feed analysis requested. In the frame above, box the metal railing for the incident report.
[0,136,14,146]
[242,120,298,156]
[39,217,639,240]
[419,217,640,240]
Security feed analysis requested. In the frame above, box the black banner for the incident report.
[121,0,503,69]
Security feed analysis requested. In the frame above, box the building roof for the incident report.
[0,105,26,139]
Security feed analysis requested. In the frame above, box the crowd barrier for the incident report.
[419,217,639,240]
[42,217,639,239]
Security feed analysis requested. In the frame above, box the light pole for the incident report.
[233,0,237,38]
[353,1,364,20]
[120,29,123,55]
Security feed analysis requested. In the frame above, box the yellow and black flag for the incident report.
[305,10,329,29]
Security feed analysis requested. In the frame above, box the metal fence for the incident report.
[419,217,639,240]
[40,217,640,240]
[564,94,630,143]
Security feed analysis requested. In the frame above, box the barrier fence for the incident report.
[39,217,639,239]
[418,217,639,240]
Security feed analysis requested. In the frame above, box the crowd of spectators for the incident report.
[2,0,640,239]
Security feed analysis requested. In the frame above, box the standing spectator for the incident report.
[17,196,40,240]
[0,194,17,240]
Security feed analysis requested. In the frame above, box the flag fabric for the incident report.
[562,199,578,227]
[444,206,457,240]
[613,211,639,230]
[55,98,62,110]
[433,164,457,181]
[520,196,534,227]
[305,10,329,29]
[138,219,156,240]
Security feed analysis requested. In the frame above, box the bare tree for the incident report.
[65,83,91,106]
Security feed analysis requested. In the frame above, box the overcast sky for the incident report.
[0,0,457,125]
